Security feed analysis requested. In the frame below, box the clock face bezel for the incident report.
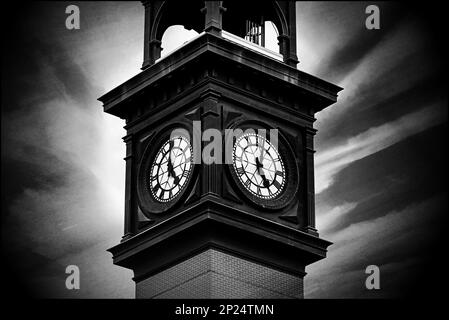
[137,125,196,216]
[227,122,299,211]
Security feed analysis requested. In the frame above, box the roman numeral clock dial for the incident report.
[233,133,286,199]
[137,133,194,216]
[149,136,192,202]
[230,130,299,210]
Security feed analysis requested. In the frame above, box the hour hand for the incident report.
[172,173,180,185]
[260,172,270,188]
[258,167,270,188]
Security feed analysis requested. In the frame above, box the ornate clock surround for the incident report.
[226,120,300,211]
[136,121,198,217]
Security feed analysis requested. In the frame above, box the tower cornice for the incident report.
[98,32,342,119]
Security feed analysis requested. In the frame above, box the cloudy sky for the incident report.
[1,1,447,298]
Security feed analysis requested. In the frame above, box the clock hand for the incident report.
[259,137,266,164]
[260,173,270,188]
[255,156,263,170]
[167,147,175,176]
[255,157,270,188]
[167,156,174,175]
[168,162,179,184]
[167,147,180,185]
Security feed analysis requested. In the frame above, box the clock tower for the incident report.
[100,1,342,299]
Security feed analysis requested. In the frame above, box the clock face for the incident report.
[149,136,193,202]
[232,133,286,199]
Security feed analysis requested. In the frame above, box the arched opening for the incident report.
[142,0,204,68]
[222,0,285,54]
[153,0,204,41]
[159,25,200,59]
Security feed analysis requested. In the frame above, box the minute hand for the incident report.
[167,150,180,185]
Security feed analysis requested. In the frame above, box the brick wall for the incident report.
[136,248,303,299]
